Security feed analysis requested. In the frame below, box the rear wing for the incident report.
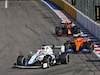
[42,45,62,49]
[42,45,65,53]
[73,34,88,37]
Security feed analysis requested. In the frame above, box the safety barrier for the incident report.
[49,0,76,20]
[77,10,100,40]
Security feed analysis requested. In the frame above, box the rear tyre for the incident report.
[71,27,74,34]
[60,52,69,64]
[76,28,80,33]
[17,56,26,66]
[64,41,70,50]
[55,27,62,36]
[73,26,80,34]
[55,27,59,35]
[73,26,77,31]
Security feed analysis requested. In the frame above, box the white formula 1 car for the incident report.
[14,45,69,69]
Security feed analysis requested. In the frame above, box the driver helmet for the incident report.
[66,20,69,25]
[68,21,72,24]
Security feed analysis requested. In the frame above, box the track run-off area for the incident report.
[0,0,100,75]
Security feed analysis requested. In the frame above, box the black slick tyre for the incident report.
[77,28,80,33]
[42,55,52,69]
[60,52,69,64]
[17,56,26,66]
[55,27,60,35]
[55,27,62,36]
[64,41,70,50]
[87,41,94,50]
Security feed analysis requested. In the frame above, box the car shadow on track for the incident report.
[86,60,100,62]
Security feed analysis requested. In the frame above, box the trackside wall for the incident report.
[49,0,100,40]
[49,0,76,20]
[77,10,100,39]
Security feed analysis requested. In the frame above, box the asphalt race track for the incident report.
[0,0,100,75]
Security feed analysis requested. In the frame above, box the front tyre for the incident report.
[17,55,26,66]
[42,55,52,69]
[60,52,69,64]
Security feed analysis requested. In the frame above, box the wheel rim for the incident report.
[21,57,26,66]
[66,54,69,64]
[47,61,51,68]
[48,56,52,68]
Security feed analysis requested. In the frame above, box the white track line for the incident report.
[5,0,8,8]
[41,0,65,22]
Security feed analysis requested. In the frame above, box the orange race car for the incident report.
[64,34,94,53]
[55,21,80,36]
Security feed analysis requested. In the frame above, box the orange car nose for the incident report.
[75,38,84,51]
[75,42,81,51]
